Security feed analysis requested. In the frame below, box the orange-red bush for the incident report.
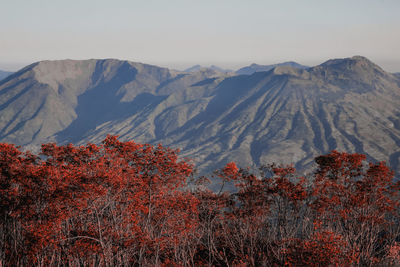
[1,140,399,266]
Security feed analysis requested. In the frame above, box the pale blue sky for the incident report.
[1,0,400,71]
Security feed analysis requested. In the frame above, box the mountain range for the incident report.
[1,56,400,175]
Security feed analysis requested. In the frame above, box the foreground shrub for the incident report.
[0,136,198,266]
[1,137,399,266]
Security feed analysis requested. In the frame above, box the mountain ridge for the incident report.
[1,56,400,175]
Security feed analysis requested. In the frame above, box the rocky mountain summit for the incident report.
[1,56,400,175]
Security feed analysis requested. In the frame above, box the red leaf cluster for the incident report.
[1,140,399,266]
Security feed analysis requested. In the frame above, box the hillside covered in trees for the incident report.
[1,136,400,266]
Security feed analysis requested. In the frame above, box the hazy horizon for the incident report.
[1,0,400,72]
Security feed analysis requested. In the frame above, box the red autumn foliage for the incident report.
[311,151,400,265]
[0,140,399,266]
[0,136,198,266]
[282,230,359,266]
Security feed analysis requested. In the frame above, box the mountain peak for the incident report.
[236,62,308,75]
[184,65,202,72]
[314,55,387,78]
[272,65,306,77]
[184,65,232,73]
[320,55,381,70]
[351,55,368,60]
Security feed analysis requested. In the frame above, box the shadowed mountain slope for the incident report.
[0,59,226,146]
[1,56,400,175]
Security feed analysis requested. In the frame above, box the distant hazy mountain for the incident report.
[236,62,308,75]
[184,65,202,72]
[185,65,233,73]
[394,72,400,79]
[1,56,400,175]
[0,70,13,81]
